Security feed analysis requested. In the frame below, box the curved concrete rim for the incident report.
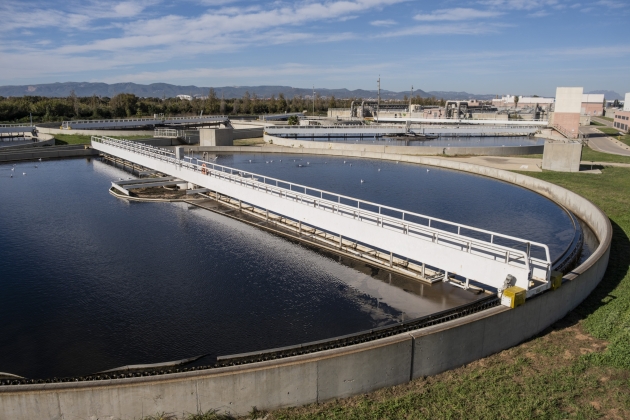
[263,133,545,156]
[0,133,55,150]
[0,146,612,420]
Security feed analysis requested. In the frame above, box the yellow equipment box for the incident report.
[550,271,563,290]
[501,286,526,308]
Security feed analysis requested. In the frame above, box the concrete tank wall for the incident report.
[0,145,98,162]
[36,126,155,136]
[0,146,612,419]
[0,133,55,150]
[542,141,582,172]
[265,134,544,156]
[200,128,234,146]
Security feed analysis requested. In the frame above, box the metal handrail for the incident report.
[267,125,406,130]
[92,135,551,277]
[266,125,542,131]
[62,116,228,128]
[164,115,228,121]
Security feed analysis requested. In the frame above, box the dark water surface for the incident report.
[0,155,575,379]
[274,135,545,148]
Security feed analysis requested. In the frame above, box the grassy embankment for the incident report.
[144,165,630,420]
[233,138,265,146]
[516,147,630,164]
[54,134,150,145]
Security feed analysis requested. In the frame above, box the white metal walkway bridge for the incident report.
[91,136,553,297]
[0,124,35,134]
[61,115,229,130]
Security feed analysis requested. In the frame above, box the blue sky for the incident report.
[1,0,628,95]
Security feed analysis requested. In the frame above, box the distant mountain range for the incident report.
[586,90,624,100]
[1,82,623,101]
[0,82,498,100]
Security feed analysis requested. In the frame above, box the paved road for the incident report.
[580,126,630,156]
[592,116,614,127]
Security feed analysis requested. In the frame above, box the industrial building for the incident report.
[613,93,630,133]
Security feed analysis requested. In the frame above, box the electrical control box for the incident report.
[501,286,526,308]
[550,271,563,290]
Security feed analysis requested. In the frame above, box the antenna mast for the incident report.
[377,76,380,123]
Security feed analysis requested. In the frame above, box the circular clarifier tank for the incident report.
[0,154,590,379]
[272,135,545,148]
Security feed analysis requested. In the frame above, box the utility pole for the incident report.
[312,85,315,115]
[377,77,381,122]
[410,85,413,115]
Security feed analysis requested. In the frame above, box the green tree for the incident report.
[278,93,287,112]
[242,91,251,114]
[110,93,138,118]
[69,90,79,117]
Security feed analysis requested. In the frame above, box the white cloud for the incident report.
[414,8,503,21]
[596,0,626,8]
[370,19,397,26]
[478,0,559,11]
[112,2,149,18]
[0,0,156,32]
[528,10,550,16]
[381,23,504,37]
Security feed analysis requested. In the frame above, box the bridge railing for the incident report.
[266,125,405,130]
[62,116,229,129]
[163,116,228,123]
[92,136,552,287]
[62,118,161,129]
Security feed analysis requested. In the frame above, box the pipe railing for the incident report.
[92,136,551,283]
[62,116,229,129]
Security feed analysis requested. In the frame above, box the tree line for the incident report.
[0,89,446,123]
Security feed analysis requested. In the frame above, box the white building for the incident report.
[492,95,555,108]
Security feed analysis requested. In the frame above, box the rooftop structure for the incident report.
[492,95,554,108]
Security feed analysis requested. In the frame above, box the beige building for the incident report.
[614,111,630,133]
[581,94,605,116]
[551,87,582,139]
[492,95,554,109]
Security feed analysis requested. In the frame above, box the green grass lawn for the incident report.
[598,116,614,122]
[591,121,605,126]
[598,127,622,136]
[54,134,151,145]
[143,166,630,420]
[233,137,265,146]
[582,146,630,164]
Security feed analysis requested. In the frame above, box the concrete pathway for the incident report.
[580,126,630,156]
[444,156,543,172]
[442,156,630,173]
[592,116,614,127]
